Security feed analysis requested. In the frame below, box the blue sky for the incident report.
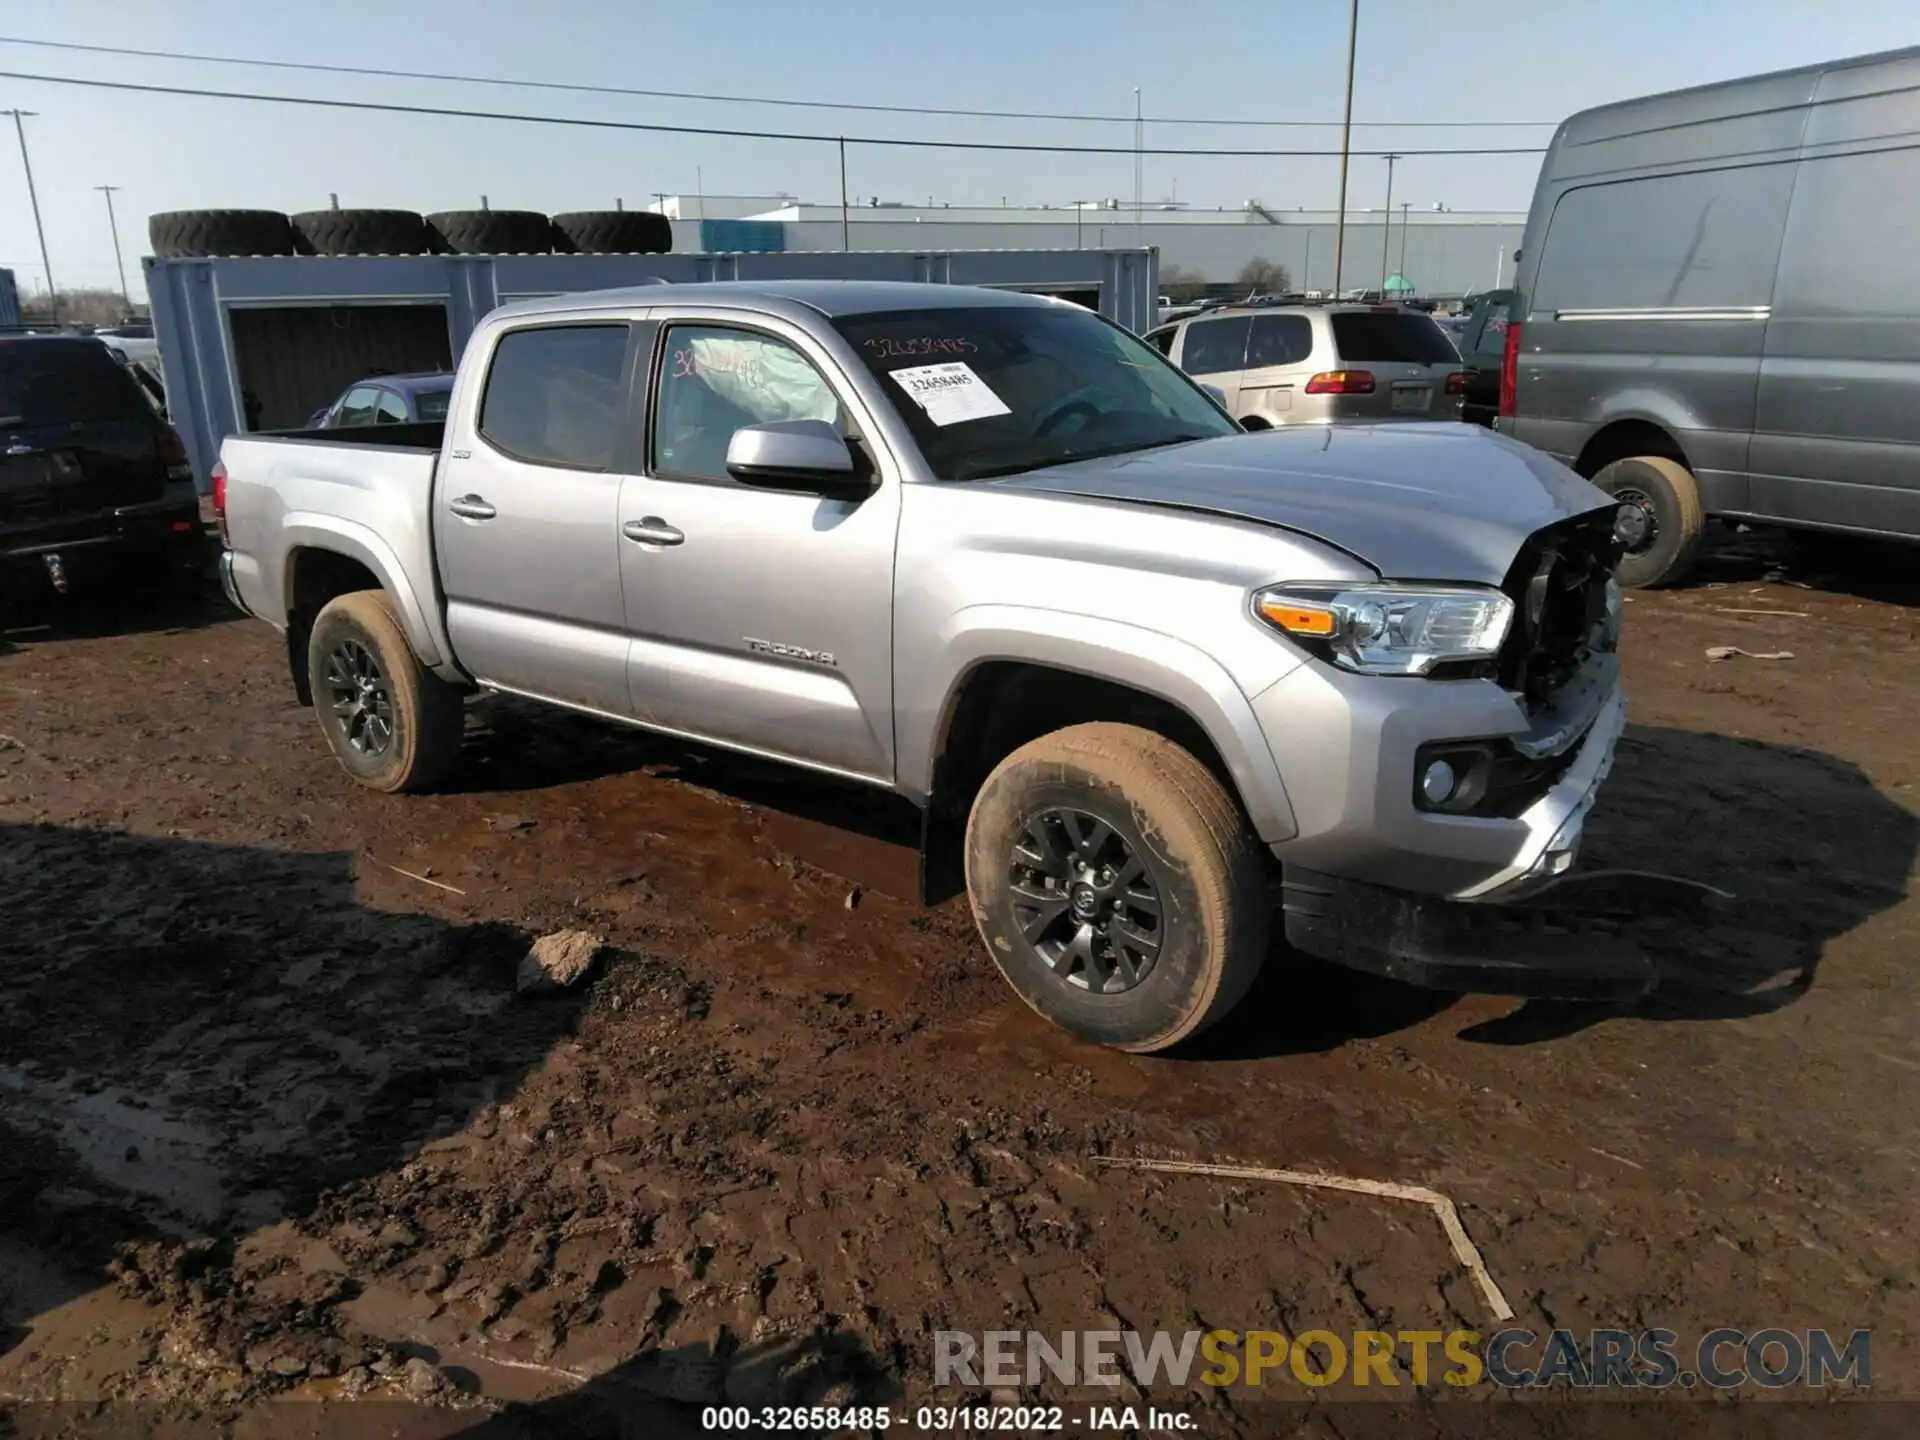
[1,0,1915,301]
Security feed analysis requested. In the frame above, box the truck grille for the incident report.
[1497,510,1622,710]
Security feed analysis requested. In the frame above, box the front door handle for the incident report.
[622,517,685,547]
[448,494,497,520]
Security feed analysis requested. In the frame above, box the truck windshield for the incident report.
[833,305,1237,480]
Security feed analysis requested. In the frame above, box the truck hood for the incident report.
[990,423,1615,585]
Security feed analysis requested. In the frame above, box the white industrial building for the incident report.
[647,194,1524,298]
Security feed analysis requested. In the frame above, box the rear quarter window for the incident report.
[0,341,152,427]
[1329,313,1460,365]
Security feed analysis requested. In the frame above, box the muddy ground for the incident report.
[1,536,1917,1438]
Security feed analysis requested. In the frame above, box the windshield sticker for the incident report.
[889,362,1012,427]
[863,336,978,360]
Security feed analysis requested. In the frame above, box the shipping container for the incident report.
[146,248,1158,488]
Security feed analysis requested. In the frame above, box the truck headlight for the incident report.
[1254,583,1514,676]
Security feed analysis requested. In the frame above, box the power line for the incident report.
[0,34,1560,130]
[0,69,1551,158]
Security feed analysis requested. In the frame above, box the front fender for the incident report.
[908,604,1299,844]
[280,512,454,673]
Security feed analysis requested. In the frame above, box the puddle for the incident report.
[0,1067,274,1231]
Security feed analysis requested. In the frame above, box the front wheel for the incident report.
[963,723,1270,1053]
[306,590,464,793]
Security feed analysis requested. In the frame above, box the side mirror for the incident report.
[726,420,873,500]
[1201,384,1228,408]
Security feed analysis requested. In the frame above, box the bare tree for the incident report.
[1159,264,1211,303]
[20,288,140,328]
[1235,258,1292,295]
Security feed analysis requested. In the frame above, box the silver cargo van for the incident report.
[1501,45,1920,586]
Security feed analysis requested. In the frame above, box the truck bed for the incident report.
[220,426,453,671]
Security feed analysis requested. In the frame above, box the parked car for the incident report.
[307,372,455,429]
[0,335,203,596]
[1501,45,1920,587]
[1453,289,1513,429]
[1144,303,1467,429]
[216,280,1636,1054]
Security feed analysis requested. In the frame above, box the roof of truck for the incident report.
[492,279,1058,322]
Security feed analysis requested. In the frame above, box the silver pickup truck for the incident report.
[217,280,1639,1053]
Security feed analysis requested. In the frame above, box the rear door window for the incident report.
[478,324,631,470]
[1330,312,1460,366]
[0,341,153,427]
[1179,316,1251,375]
[1246,314,1314,368]
[374,390,409,424]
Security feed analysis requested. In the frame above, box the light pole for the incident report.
[1399,200,1411,281]
[1303,229,1315,293]
[3,109,55,322]
[1331,0,1359,299]
[1379,153,1401,292]
[96,184,130,314]
[1072,201,1085,250]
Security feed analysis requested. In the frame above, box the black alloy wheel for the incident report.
[1010,807,1164,994]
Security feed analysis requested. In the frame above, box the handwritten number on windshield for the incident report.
[863,337,978,359]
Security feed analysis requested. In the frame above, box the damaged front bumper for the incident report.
[1268,662,1654,1001]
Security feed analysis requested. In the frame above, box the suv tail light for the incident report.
[158,425,192,482]
[1305,370,1376,395]
[1498,321,1522,419]
[211,460,229,546]
[1444,371,1469,396]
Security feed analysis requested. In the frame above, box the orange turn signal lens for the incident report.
[1257,597,1337,636]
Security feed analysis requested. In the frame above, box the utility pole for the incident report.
[1132,88,1144,248]
[1331,0,1359,300]
[1379,152,1401,291]
[838,137,850,252]
[95,184,129,314]
[1072,201,1085,250]
[1399,200,1411,278]
[3,109,55,322]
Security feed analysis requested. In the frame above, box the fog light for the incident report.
[1420,759,1458,805]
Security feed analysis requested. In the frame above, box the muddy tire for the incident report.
[1592,454,1705,589]
[964,723,1269,1053]
[306,590,463,793]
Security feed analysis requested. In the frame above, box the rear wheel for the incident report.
[306,590,464,793]
[963,723,1269,1053]
[1592,454,1705,588]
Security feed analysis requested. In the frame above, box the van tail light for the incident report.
[158,425,192,482]
[1444,371,1469,396]
[1304,370,1376,395]
[1498,321,1522,419]
[211,460,229,546]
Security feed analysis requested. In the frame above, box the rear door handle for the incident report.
[448,494,496,520]
[622,517,685,547]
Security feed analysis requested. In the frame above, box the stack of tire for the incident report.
[146,207,674,258]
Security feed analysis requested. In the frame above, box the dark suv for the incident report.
[1,336,204,597]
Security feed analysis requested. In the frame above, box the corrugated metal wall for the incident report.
[227,304,453,431]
